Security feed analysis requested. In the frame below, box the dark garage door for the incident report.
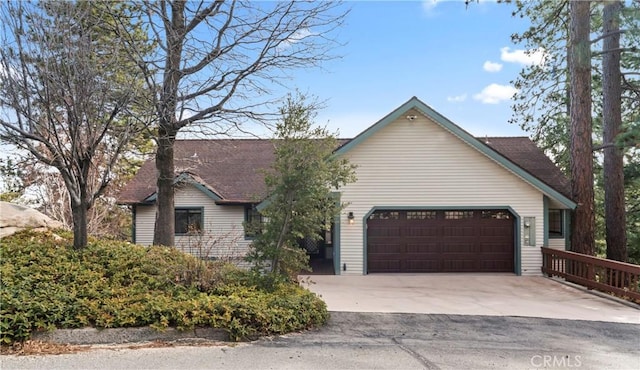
[367,210,514,273]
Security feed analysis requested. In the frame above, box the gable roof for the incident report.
[118,98,574,208]
[118,139,277,205]
[334,96,576,209]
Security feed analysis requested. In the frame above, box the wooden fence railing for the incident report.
[541,247,640,303]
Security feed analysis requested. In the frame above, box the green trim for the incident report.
[361,206,522,276]
[334,96,576,210]
[131,205,137,244]
[543,196,549,247]
[334,210,341,276]
[564,210,571,251]
[255,195,270,212]
[174,206,204,236]
[144,173,222,203]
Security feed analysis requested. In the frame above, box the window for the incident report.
[175,208,202,235]
[369,211,400,220]
[244,206,263,238]
[444,211,474,220]
[407,211,436,220]
[548,209,563,238]
[481,210,511,220]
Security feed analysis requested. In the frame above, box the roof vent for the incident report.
[485,135,491,144]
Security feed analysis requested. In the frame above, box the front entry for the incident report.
[300,226,335,275]
[367,209,515,273]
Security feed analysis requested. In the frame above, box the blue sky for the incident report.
[284,0,545,139]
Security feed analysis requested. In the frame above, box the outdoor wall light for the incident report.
[347,212,355,224]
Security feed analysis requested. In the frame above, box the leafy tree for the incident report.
[246,95,356,280]
[0,158,25,202]
[114,0,348,247]
[0,1,151,248]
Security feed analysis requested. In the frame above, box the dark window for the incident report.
[369,211,400,220]
[445,211,474,220]
[549,209,563,238]
[481,210,511,220]
[244,206,263,238]
[406,211,437,220]
[175,208,202,235]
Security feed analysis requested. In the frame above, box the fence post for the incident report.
[587,263,595,290]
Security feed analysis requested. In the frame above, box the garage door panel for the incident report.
[404,227,438,237]
[480,226,512,237]
[442,226,475,237]
[442,259,477,272]
[478,260,513,271]
[405,259,441,272]
[369,259,401,272]
[442,243,476,253]
[405,243,439,254]
[369,243,403,254]
[368,226,402,237]
[367,209,514,273]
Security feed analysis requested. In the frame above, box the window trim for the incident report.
[548,209,564,239]
[175,207,204,236]
[244,205,263,239]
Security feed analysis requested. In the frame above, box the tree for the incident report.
[0,158,25,202]
[115,1,347,247]
[510,1,640,258]
[0,145,152,240]
[246,95,356,280]
[510,0,572,171]
[602,1,626,261]
[0,1,150,248]
[568,0,596,255]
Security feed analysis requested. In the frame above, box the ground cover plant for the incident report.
[0,230,328,345]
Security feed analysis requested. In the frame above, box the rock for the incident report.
[0,202,63,238]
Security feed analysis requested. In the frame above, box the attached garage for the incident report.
[367,209,515,273]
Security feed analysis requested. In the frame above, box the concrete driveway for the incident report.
[300,274,640,324]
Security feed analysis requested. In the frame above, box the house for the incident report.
[118,97,575,276]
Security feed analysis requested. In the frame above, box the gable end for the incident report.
[334,97,576,210]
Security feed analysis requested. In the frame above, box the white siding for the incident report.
[135,205,155,246]
[548,238,566,250]
[134,185,252,266]
[338,110,551,276]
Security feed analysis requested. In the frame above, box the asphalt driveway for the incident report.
[4,313,639,369]
[300,274,640,324]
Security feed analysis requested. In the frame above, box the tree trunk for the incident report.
[602,1,627,262]
[70,197,88,250]
[569,0,595,256]
[153,126,176,246]
[152,1,184,247]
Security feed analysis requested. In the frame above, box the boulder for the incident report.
[0,202,63,238]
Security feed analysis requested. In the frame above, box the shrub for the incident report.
[0,230,328,344]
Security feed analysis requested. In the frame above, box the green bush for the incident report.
[0,230,328,344]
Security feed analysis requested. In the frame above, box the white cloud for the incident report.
[500,47,547,66]
[447,94,467,103]
[277,28,313,51]
[483,61,503,73]
[421,0,439,14]
[473,83,517,104]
